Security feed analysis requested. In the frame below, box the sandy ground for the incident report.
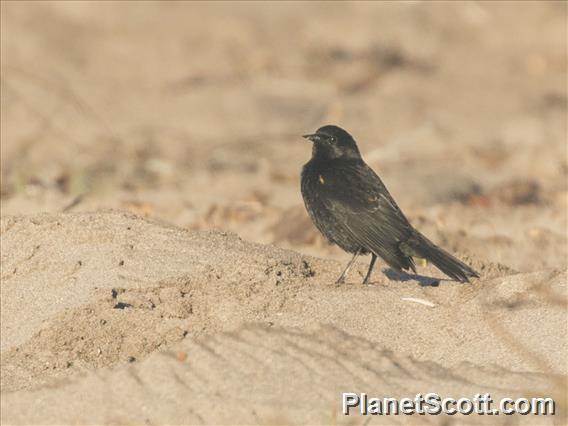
[1,1,567,425]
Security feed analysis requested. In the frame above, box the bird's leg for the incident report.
[336,249,361,284]
[362,253,378,284]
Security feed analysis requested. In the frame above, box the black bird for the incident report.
[301,125,479,284]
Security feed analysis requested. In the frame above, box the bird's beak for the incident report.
[302,133,322,142]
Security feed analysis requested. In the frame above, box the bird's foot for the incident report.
[362,270,373,285]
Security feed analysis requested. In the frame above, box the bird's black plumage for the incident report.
[301,125,479,284]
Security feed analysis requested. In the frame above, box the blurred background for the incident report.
[1,1,566,272]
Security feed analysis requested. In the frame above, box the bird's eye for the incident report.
[329,136,336,143]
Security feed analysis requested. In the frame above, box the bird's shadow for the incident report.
[382,268,444,287]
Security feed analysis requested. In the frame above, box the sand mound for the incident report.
[1,325,562,425]
[1,212,565,424]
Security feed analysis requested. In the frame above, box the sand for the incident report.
[1,2,567,425]
[1,212,566,425]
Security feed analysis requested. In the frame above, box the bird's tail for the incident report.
[401,232,479,283]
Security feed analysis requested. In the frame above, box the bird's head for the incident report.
[303,125,361,160]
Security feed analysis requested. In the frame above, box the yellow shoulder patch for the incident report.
[319,175,325,184]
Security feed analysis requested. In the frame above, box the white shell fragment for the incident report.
[401,297,436,307]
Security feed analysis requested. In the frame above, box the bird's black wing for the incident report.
[318,160,417,272]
